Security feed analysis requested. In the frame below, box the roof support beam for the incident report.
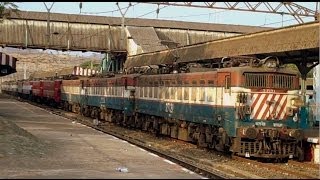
[143,2,319,24]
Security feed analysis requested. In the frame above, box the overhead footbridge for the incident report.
[0,10,270,55]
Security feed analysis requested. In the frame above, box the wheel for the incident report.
[281,157,289,163]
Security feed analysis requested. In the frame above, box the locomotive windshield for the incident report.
[244,73,298,89]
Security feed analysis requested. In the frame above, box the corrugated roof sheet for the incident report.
[127,26,168,53]
[124,21,319,69]
[8,10,272,34]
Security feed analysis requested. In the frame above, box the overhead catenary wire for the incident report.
[54,3,138,52]
[157,3,260,20]
[148,2,316,26]
[81,2,139,15]
[13,2,160,48]
[71,4,170,46]
[259,15,311,27]
[125,5,169,24]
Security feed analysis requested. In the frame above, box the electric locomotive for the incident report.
[130,57,305,161]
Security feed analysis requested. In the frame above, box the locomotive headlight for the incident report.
[243,127,257,139]
[288,129,303,140]
[290,98,303,108]
[292,113,298,122]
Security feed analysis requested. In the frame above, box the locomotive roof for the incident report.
[139,66,299,78]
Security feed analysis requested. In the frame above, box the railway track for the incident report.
[288,160,319,170]
[231,156,319,179]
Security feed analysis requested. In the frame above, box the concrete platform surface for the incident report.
[0,97,205,179]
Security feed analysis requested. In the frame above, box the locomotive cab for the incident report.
[230,58,305,160]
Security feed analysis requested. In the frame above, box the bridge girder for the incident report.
[143,2,319,24]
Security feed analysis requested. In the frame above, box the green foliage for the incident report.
[80,60,101,70]
[307,69,314,78]
[0,2,19,21]
[284,63,314,78]
[284,64,299,72]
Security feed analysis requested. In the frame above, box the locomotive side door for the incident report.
[122,77,135,116]
[216,72,234,134]
[80,79,88,107]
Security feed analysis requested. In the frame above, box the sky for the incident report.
[8,2,319,58]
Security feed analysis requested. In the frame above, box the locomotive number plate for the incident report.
[273,123,283,127]
[255,121,266,126]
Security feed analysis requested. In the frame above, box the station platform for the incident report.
[0,96,205,179]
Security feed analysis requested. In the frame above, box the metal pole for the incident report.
[43,2,55,48]
[116,2,131,49]
[316,2,319,21]
[24,63,27,79]
[315,64,320,123]
[47,10,50,47]
[301,77,306,104]
[67,21,70,50]
[25,20,28,47]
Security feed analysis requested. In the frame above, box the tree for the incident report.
[0,2,19,21]
[285,63,314,78]
[80,60,101,70]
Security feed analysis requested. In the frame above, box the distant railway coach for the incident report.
[40,80,62,106]
[54,80,62,103]
[1,81,10,93]
[1,81,18,95]
[60,79,82,111]
[16,81,33,99]
[11,81,18,95]
[31,80,42,100]
[17,81,23,94]
[22,81,32,95]
[42,80,55,99]
[59,75,137,124]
